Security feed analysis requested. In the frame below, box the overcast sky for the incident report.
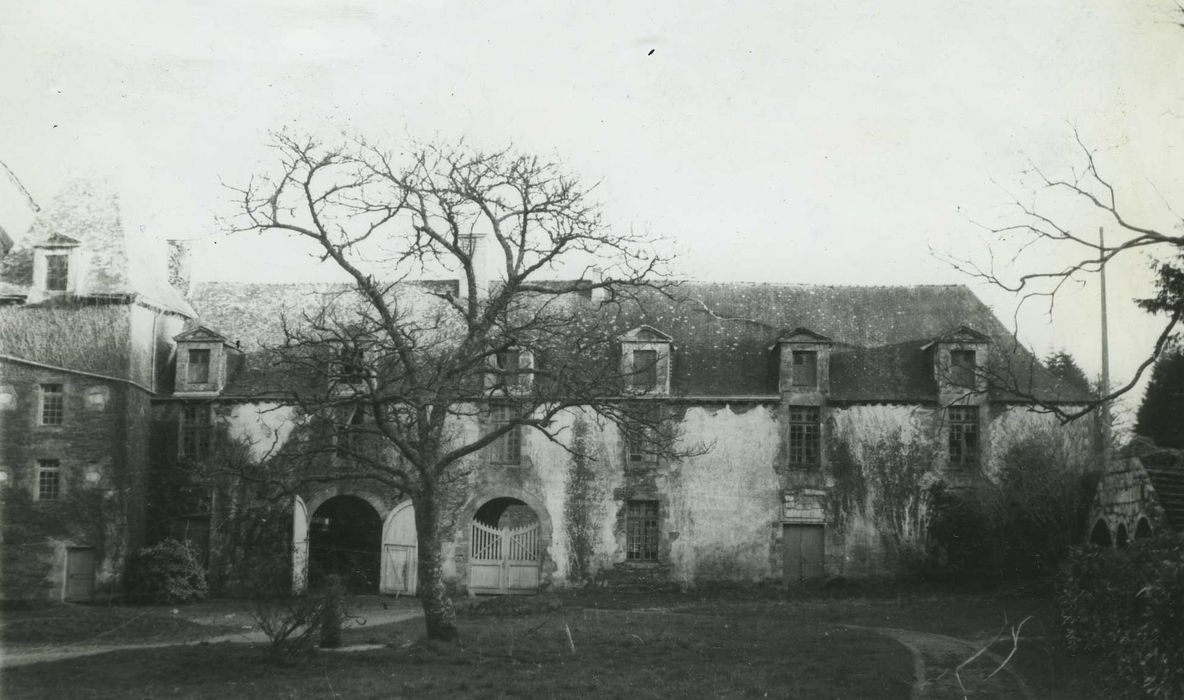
[2,1,1182,412]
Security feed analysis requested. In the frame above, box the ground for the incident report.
[1,589,1106,699]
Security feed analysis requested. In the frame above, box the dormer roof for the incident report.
[921,325,993,350]
[774,327,834,345]
[35,233,81,248]
[174,325,231,345]
[618,325,673,343]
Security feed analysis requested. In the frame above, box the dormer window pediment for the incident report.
[619,326,672,395]
[32,235,82,297]
[926,325,992,396]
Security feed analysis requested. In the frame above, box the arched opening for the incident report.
[1135,517,1153,540]
[309,495,382,592]
[1115,524,1129,548]
[1089,520,1112,547]
[470,497,542,595]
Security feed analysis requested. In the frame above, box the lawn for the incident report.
[0,601,240,647]
[1,590,1109,699]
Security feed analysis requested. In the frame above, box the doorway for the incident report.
[309,495,382,592]
[783,524,825,584]
[469,497,542,594]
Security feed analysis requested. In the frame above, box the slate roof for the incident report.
[190,280,1088,403]
[0,179,194,316]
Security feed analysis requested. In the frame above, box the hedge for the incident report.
[1057,534,1184,698]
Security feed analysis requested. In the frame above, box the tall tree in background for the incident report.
[1135,343,1184,448]
[1044,351,1092,393]
[227,133,686,641]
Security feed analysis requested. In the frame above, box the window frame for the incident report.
[36,459,62,501]
[626,406,662,465]
[631,349,659,392]
[187,349,212,385]
[45,254,69,292]
[40,383,64,425]
[791,351,818,388]
[788,406,821,468]
[947,405,980,470]
[489,403,522,464]
[950,350,977,389]
[180,403,213,461]
[625,500,660,562]
[496,349,522,389]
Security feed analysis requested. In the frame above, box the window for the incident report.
[339,346,365,382]
[37,460,61,500]
[40,384,64,425]
[632,349,658,391]
[788,406,820,467]
[187,349,211,384]
[627,406,661,464]
[337,406,365,458]
[791,351,818,387]
[490,404,521,464]
[180,404,212,460]
[948,406,979,469]
[625,500,660,561]
[45,254,69,291]
[950,350,976,388]
[496,349,521,388]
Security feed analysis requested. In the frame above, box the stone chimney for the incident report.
[166,239,192,298]
[459,233,490,299]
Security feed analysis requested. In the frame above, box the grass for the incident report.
[0,602,239,647]
[1,589,1112,699]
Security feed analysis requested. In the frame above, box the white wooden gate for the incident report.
[292,495,309,594]
[380,502,417,595]
[469,520,541,594]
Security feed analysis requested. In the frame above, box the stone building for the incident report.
[0,181,195,600]
[166,280,1093,595]
[1087,442,1184,547]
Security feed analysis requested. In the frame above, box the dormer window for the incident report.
[188,349,211,384]
[791,351,818,387]
[497,349,522,388]
[339,345,365,382]
[488,346,533,393]
[45,255,69,291]
[618,326,673,395]
[950,350,976,388]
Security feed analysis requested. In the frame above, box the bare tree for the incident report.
[941,131,1184,422]
[225,132,690,641]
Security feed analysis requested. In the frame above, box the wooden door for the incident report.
[64,547,96,601]
[469,520,541,594]
[381,502,417,595]
[783,524,825,584]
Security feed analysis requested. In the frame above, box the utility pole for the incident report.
[1099,227,1111,471]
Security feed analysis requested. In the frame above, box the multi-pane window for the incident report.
[37,460,61,500]
[45,254,69,291]
[339,346,365,382]
[187,349,211,384]
[788,406,821,467]
[490,404,521,464]
[950,350,976,389]
[625,500,660,561]
[40,384,64,425]
[948,406,980,469]
[632,349,658,391]
[791,351,818,387]
[496,349,522,388]
[180,404,212,460]
[627,406,661,464]
[336,406,365,458]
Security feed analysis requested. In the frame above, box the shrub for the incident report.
[1057,534,1184,698]
[125,538,208,604]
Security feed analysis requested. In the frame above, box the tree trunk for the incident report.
[414,488,459,642]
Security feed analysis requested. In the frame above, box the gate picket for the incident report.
[469,520,540,594]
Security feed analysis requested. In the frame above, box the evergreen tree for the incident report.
[1045,350,1091,393]
[1135,343,1184,448]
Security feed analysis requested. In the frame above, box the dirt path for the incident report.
[845,625,1035,700]
[0,608,423,669]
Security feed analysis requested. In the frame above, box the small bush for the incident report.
[1057,534,1184,698]
[125,538,208,604]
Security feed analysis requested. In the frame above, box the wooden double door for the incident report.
[783,524,825,584]
[469,520,541,594]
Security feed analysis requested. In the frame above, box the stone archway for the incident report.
[466,495,548,595]
[1135,517,1153,540]
[309,495,382,592]
[1089,519,1112,547]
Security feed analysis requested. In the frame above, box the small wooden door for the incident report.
[783,524,825,584]
[469,521,541,594]
[65,547,96,601]
[381,502,417,595]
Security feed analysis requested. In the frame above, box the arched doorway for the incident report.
[380,501,417,595]
[1089,520,1112,547]
[1115,523,1129,548]
[470,497,542,595]
[309,495,382,592]
[1135,517,1153,540]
